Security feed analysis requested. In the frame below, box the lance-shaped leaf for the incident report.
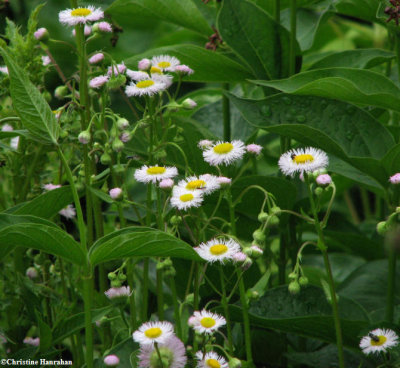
[89,227,202,265]
[0,47,59,144]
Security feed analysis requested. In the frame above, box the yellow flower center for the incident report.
[292,154,314,164]
[206,359,221,368]
[180,193,194,202]
[144,327,162,339]
[137,80,155,89]
[146,166,166,175]
[150,66,162,74]
[209,244,228,255]
[186,180,206,190]
[200,317,216,328]
[71,8,92,17]
[213,143,233,154]
[371,335,387,346]
[158,61,171,68]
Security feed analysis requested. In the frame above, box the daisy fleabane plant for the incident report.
[359,328,399,355]
[133,321,174,346]
[195,238,241,263]
[195,351,228,368]
[189,310,226,334]
[134,165,178,184]
[202,140,246,166]
[59,6,104,26]
[278,147,328,177]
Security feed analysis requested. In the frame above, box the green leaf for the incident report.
[231,285,369,347]
[36,311,52,352]
[217,0,298,79]
[0,47,59,144]
[0,222,85,265]
[228,93,395,185]
[89,227,202,265]
[52,307,112,344]
[125,45,252,83]
[0,213,59,231]
[334,0,380,23]
[308,49,395,70]
[251,68,400,112]
[0,130,29,139]
[5,186,74,219]
[106,0,212,35]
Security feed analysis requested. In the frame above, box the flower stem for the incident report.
[386,248,396,323]
[274,0,280,22]
[305,175,344,368]
[154,343,164,368]
[219,265,234,354]
[222,83,231,141]
[170,275,183,339]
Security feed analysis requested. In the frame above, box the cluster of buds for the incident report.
[385,0,400,24]
[288,270,309,295]
[156,258,176,277]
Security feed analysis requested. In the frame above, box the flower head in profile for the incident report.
[104,286,131,299]
[360,328,398,355]
[23,337,40,347]
[278,147,328,177]
[175,65,194,75]
[125,76,166,97]
[177,175,220,195]
[203,140,245,166]
[195,351,228,368]
[107,63,127,76]
[139,335,187,368]
[43,183,61,191]
[390,173,400,184]
[151,55,180,72]
[59,6,104,26]
[133,321,174,346]
[59,204,76,219]
[170,187,203,211]
[189,310,226,334]
[194,238,241,263]
[104,355,120,367]
[89,75,109,89]
[135,165,178,184]
[89,53,104,64]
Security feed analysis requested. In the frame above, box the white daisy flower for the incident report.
[177,174,220,195]
[203,140,246,166]
[126,70,150,81]
[195,351,228,368]
[125,77,166,97]
[194,238,241,263]
[278,147,329,177]
[151,55,180,72]
[59,6,104,26]
[152,73,174,88]
[189,310,226,334]
[360,328,398,355]
[133,321,174,346]
[139,335,187,368]
[170,187,203,211]
[134,165,178,184]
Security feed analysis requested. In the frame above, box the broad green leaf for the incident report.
[217,0,298,79]
[36,311,52,353]
[52,307,112,344]
[0,222,85,265]
[125,45,252,83]
[338,260,400,312]
[89,227,202,265]
[5,186,74,219]
[228,93,395,185]
[334,0,380,23]
[251,68,400,112]
[0,214,59,231]
[308,49,395,70]
[281,8,332,51]
[0,47,59,144]
[231,285,369,347]
[106,0,212,36]
[0,130,29,139]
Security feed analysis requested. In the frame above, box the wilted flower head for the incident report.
[198,140,213,149]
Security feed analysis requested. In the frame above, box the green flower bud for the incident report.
[270,206,281,216]
[42,91,52,103]
[268,215,280,227]
[314,187,324,196]
[228,358,242,368]
[288,281,300,295]
[246,290,259,301]
[377,221,388,236]
[164,267,176,277]
[111,279,122,288]
[299,276,308,286]
[116,118,129,130]
[100,152,112,165]
[112,138,124,152]
[108,74,126,90]
[78,130,91,144]
[288,272,297,280]
[257,212,269,223]
[54,85,69,99]
[170,215,182,225]
[185,293,194,304]
[252,229,266,242]
[182,98,197,110]
[108,272,117,280]
[117,273,126,281]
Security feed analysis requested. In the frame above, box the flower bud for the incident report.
[314,187,324,196]
[54,85,69,100]
[108,272,117,280]
[78,130,91,144]
[93,21,112,33]
[228,358,242,368]
[288,281,300,295]
[258,212,269,223]
[250,245,263,258]
[159,178,174,189]
[117,118,129,130]
[377,221,389,235]
[390,173,400,184]
[299,276,309,286]
[316,174,332,186]
[252,229,265,242]
[34,27,49,41]
[111,279,122,288]
[109,187,123,201]
[138,58,151,70]
[112,138,124,152]
[246,290,259,301]
[100,152,112,165]
[108,74,126,90]
[118,273,126,281]
[89,53,104,64]
[288,272,297,280]
[170,215,182,225]
[268,215,280,227]
[104,354,120,367]
[270,206,281,216]
[182,98,197,110]
[185,293,194,304]
[26,267,38,279]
